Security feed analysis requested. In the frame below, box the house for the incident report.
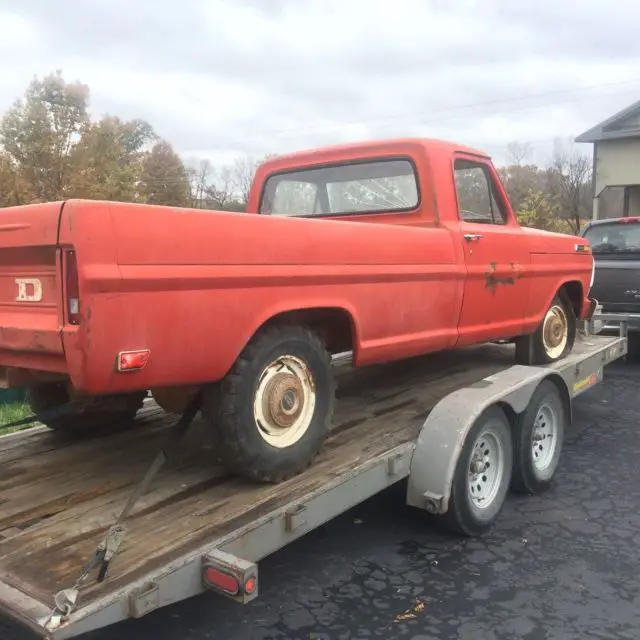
[576,100,640,220]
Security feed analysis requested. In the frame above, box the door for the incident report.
[453,157,530,345]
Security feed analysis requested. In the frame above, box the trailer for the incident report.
[0,332,627,639]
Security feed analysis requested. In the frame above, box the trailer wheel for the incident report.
[28,383,146,433]
[442,406,513,536]
[203,324,335,483]
[515,294,576,365]
[511,379,565,495]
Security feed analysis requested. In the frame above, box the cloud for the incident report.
[0,0,639,166]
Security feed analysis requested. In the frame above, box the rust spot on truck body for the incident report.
[484,262,524,293]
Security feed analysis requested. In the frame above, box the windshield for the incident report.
[583,222,640,254]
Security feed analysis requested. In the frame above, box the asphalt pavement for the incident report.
[2,358,640,640]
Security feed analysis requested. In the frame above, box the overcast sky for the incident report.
[0,0,639,167]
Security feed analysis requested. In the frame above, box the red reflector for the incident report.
[117,350,150,372]
[244,575,257,594]
[619,217,640,223]
[204,567,240,595]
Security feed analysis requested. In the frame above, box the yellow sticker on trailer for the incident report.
[572,372,598,394]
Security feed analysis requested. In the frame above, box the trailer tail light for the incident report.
[64,249,80,325]
[202,551,258,604]
[244,575,257,595]
[204,567,240,596]
[117,349,151,372]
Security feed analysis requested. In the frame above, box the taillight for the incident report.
[65,249,80,325]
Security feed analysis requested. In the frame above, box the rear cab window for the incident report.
[453,158,508,225]
[259,158,420,217]
[583,220,640,257]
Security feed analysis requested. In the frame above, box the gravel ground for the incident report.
[2,359,639,640]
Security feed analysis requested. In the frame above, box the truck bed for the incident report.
[0,336,625,637]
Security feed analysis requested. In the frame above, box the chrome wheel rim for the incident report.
[468,430,505,509]
[531,402,559,473]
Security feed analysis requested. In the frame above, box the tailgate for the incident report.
[591,258,640,313]
[0,202,65,367]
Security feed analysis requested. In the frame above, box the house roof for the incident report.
[575,99,640,143]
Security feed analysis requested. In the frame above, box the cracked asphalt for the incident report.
[3,358,640,640]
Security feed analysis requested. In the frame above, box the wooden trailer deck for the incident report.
[0,344,517,612]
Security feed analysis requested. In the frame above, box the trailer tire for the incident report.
[515,293,576,365]
[441,405,513,537]
[203,324,335,483]
[28,383,146,433]
[511,379,565,495]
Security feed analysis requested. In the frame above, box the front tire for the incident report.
[441,405,513,536]
[202,324,335,483]
[515,294,576,365]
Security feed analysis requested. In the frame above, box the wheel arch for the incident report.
[251,304,360,358]
[406,366,571,515]
[557,280,583,318]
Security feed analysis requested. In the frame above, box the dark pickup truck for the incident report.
[581,216,640,332]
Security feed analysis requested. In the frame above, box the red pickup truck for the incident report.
[0,138,595,482]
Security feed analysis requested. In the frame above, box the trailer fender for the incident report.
[406,364,571,515]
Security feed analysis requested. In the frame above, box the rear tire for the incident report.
[515,293,576,365]
[28,383,146,433]
[202,324,335,483]
[441,406,513,536]
[511,379,565,495]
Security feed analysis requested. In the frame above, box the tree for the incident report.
[185,158,240,210]
[498,163,546,214]
[505,141,533,167]
[0,152,29,207]
[231,156,260,206]
[138,140,191,206]
[0,70,89,202]
[547,138,593,233]
[516,190,569,233]
[229,154,276,207]
[67,116,157,202]
[208,164,239,209]
[187,158,214,208]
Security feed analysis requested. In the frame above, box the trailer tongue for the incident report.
[0,333,627,639]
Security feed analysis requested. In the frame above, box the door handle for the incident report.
[464,233,483,242]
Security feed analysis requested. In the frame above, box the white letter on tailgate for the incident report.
[16,278,43,302]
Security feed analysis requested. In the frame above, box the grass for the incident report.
[0,401,34,435]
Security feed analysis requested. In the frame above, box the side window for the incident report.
[454,159,507,225]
